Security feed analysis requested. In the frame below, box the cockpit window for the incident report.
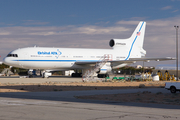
[7,54,18,57]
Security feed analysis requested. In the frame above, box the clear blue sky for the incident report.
[0,0,179,27]
[0,0,180,67]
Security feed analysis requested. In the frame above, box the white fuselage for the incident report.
[3,47,130,70]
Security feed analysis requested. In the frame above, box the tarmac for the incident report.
[0,76,83,83]
[0,76,180,120]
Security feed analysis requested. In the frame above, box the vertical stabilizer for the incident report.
[109,21,146,59]
[130,21,146,49]
[124,21,146,59]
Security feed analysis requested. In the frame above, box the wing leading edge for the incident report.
[75,57,175,65]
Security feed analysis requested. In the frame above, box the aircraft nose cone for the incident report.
[3,57,9,65]
[3,57,6,64]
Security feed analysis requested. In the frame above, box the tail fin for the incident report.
[109,21,146,59]
[130,21,146,49]
[125,21,146,59]
[126,21,146,59]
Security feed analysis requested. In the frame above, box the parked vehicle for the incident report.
[165,82,180,93]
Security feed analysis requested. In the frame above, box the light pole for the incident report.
[174,25,179,81]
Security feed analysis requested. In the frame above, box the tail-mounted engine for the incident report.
[109,39,128,48]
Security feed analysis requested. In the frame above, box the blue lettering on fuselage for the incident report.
[51,52,58,55]
[37,49,62,58]
[38,51,51,55]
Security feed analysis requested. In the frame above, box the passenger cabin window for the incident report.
[7,54,18,57]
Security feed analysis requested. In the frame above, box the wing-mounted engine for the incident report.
[97,62,112,74]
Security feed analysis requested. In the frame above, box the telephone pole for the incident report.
[174,25,179,81]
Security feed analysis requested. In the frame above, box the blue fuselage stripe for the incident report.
[100,69,107,71]
[12,60,98,62]
[125,22,144,60]
[125,36,138,60]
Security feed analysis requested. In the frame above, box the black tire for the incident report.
[97,74,102,78]
[71,73,75,77]
[71,73,82,77]
[29,75,33,78]
[170,86,176,93]
[98,74,107,78]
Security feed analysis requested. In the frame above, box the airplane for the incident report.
[3,21,175,78]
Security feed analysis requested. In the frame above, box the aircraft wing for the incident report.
[112,57,176,63]
[0,61,3,64]
[75,57,175,65]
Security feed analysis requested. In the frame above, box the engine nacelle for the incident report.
[109,39,129,48]
[109,38,146,58]
[97,63,112,74]
[42,71,52,78]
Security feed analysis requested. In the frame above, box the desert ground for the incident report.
[0,80,167,92]
[0,78,180,106]
[76,91,180,105]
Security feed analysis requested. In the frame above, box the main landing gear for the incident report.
[71,73,82,77]
[97,74,109,78]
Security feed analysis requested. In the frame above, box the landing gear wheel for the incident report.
[71,73,82,77]
[98,74,108,78]
[29,75,33,78]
